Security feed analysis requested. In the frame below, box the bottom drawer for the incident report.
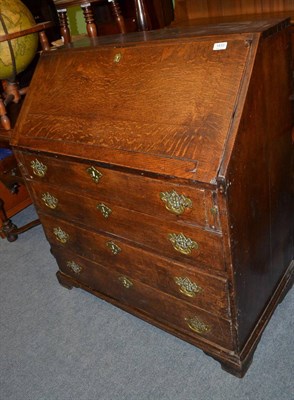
[52,247,234,351]
[40,213,229,317]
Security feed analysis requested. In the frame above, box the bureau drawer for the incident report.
[17,151,220,230]
[33,183,224,271]
[52,248,234,351]
[42,214,230,317]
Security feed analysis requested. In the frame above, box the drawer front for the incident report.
[32,183,224,271]
[42,214,230,317]
[17,151,220,230]
[52,248,234,350]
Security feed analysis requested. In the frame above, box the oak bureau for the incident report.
[11,19,293,377]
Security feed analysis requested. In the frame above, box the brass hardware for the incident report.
[106,241,121,255]
[113,52,122,63]
[210,206,218,215]
[118,276,133,289]
[30,159,47,177]
[160,190,192,215]
[97,203,112,218]
[86,166,102,183]
[174,276,202,298]
[185,316,210,335]
[53,227,69,244]
[41,192,58,209]
[66,260,82,274]
[168,232,198,255]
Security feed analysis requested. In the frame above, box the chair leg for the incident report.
[81,3,98,38]
[57,8,71,44]
[0,198,18,242]
[110,1,127,34]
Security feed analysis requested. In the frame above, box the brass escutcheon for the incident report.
[113,52,122,63]
[30,159,47,177]
[118,276,133,289]
[210,205,218,215]
[41,192,58,209]
[160,190,192,215]
[174,276,202,298]
[185,316,210,335]
[53,227,69,244]
[66,260,82,274]
[86,166,102,183]
[168,232,198,255]
[106,241,121,255]
[97,203,112,218]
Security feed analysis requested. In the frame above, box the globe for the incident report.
[0,0,38,81]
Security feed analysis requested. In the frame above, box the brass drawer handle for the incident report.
[30,159,47,177]
[53,227,69,244]
[185,316,210,335]
[66,260,82,274]
[174,276,202,298]
[118,276,133,289]
[97,203,112,218]
[41,192,58,209]
[160,190,192,215]
[168,232,198,255]
[106,241,121,255]
[86,166,102,183]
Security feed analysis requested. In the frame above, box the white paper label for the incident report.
[213,42,228,51]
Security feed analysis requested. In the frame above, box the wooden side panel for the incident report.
[225,27,293,349]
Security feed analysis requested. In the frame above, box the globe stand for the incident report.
[0,21,53,130]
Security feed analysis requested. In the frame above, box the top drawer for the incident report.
[16,151,220,230]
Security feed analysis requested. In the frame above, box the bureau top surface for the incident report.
[12,19,288,184]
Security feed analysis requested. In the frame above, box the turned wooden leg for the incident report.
[133,0,152,31]
[81,3,97,38]
[0,97,11,131]
[3,80,20,104]
[57,8,71,44]
[110,0,126,34]
[0,198,18,242]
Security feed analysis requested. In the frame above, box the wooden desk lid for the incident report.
[11,20,288,184]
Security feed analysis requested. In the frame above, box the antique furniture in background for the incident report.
[0,0,59,240]
[0,108,39,242]
[54,0,127,43]
[174,0,294,22]
[0,147,40,242]
[53,0,174,42]
[173,0,294,63]
[92,0,174,33]
[11,18,293,377]
[0,21,52,130]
